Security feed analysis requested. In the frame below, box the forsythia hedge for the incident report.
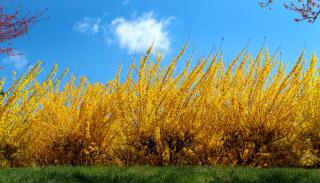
[0,46,319,168]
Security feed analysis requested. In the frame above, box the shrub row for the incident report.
[0,46,319,167]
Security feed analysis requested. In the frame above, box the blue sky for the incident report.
[1,0,320,86]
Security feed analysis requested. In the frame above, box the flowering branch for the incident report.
[0,1,47,55]
[260,0,320,23]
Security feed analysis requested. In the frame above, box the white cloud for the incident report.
[110,12,171,54]
[3,55,28,69]
[73,17,101,35]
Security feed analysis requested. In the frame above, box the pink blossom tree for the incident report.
[0,0,46,55]
[260,0,320,23]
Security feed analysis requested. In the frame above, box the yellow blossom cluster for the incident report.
[0,46,319,167]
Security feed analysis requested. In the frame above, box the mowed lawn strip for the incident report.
[0,166,319,183]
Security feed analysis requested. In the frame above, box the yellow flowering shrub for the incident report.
[0,45,319,167]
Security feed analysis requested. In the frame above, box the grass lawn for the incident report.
[0,166,319,183]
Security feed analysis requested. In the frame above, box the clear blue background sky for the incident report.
[1,0,320,86]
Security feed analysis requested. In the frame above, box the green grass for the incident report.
[0,166,319,183]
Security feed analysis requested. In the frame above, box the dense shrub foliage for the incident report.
[0,46,319,167]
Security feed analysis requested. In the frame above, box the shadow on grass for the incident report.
[212,167,317,183]
[0,166,319,183]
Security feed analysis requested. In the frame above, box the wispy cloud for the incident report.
[73,17,101,35]
[122,0,130,6]
[3,55,28,69]
[110,11,171,54]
